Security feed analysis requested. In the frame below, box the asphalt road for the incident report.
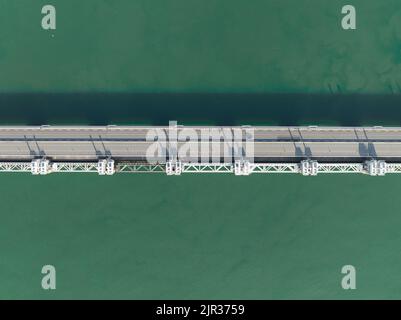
[0,126,400,161]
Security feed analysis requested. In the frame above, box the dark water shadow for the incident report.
[1,93,401,126]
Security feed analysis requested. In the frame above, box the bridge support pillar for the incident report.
[378,161,387,176]
[31,159,40,175]
[300,160,319,176]
[365,160,387,176]
[31,159,52,175]
[310,161,318,176]
[166,160,182,176]
[97,159,115,175]
[106,159,115,175]
[234,160,252,176]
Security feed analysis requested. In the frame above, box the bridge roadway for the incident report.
[0,125,401,162]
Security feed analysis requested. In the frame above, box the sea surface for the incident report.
[1,0,401,299]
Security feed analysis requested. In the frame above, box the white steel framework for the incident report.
[1,159,401,176]
[117,163,165,173]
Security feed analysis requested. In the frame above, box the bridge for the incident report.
[0,125,401,176]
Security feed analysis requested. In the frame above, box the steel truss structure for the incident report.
[53,162,99,172]
[0,162,32,172]
[1,159,401,176]
[118,163,165,173]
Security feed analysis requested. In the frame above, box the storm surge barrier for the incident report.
[1,125,401,176]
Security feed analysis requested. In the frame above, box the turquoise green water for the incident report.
[1,0,401,299]
[1,0,401,93]
[2,174,401,299]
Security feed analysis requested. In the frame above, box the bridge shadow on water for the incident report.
[1,93,401,126]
